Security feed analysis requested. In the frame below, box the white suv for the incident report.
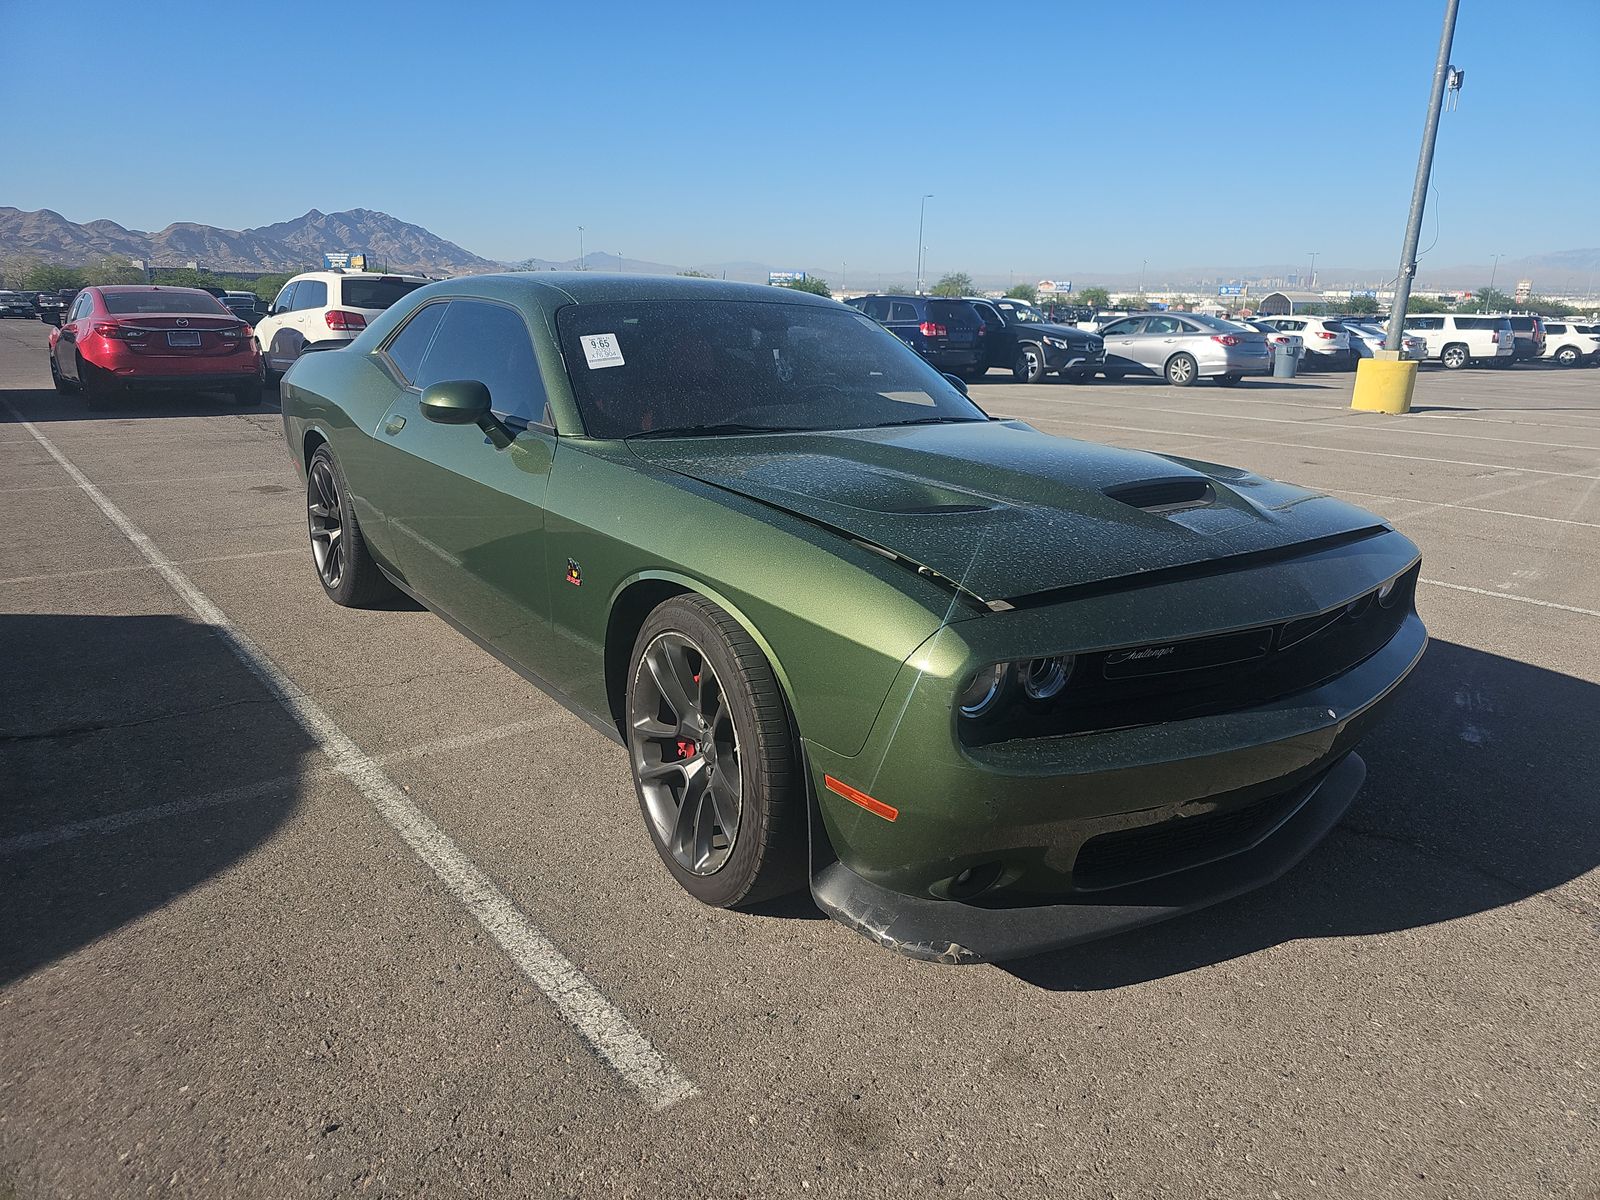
[1538,321,1600,367]
[1254,316,1354,369]
[1402,314,1515,369]
[256,270,428,378]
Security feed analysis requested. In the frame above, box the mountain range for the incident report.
[0,207,499,276]
[1,205,1594,294]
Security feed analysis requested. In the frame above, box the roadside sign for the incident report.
[324,253,368,271]
[768,271,806,286]
[1037,280,1072,294]
[1218,285,1245,296]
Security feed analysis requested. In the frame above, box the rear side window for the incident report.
[863,298,891,321]
[1146,316,1183,335]
[1507,316,1533,331]
[1406,317,1443,330]
[1102,318,1142,336]
[383,302,447,383]
[294,280,328,310]
[888,301,918,322]
[415,299,549,428]
[926,300,976,327]
[1455,317,1495,331]
[340,277,424,310]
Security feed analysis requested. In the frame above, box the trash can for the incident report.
[1273,344,1299,378]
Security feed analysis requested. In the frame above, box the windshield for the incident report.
[1000,303,1045,323]
[339,278,424,310]
[101,290,230,315]
[556,299,989,439]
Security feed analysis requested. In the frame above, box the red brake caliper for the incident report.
[675,671,703,759]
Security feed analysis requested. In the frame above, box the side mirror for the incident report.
[420,379,492,424]
[942,372,969,396]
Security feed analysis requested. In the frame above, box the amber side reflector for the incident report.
[824,775,898,822]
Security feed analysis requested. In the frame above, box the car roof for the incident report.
[470,272,842,308]
[95,284,214,294]
[291,270,430,283]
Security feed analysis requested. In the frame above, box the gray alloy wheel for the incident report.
[304,446,396,608]
[1013,343,1045,383]
[1555,345,1580,367]
[307,456,346,591]
[629,630,743,877]
[1165,353,1198,386]
[1441,344,1468,370]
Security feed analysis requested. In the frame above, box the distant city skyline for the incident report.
[2,0,1596,283]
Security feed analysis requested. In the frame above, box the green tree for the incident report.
[81,256,145,285]
[677,269,714,278]
[1332,293,1381,316]
[1521,295,1574,317]
[781,275,832,297]
[1077,286,1111,309]
[883,283,911,295]
[1459,285,1512,313]
[1004,282,1038,304]
[247,273,292,304]
[929,271,974,297]
[1404,294,1450,313]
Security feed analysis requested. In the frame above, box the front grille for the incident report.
[963,564,1417,746]
[1071,785,1306,891]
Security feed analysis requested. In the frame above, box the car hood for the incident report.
[628,420,1387,606]
[1031,321,1100,344]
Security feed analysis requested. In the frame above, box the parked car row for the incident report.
[843,294,1107,383]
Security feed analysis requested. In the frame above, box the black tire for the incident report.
[1012,343,1046,384]
[305,445,396,608]
[626,594,805,908]
[1101,368,1126,381]
[1165,353,1198,387]
[1215,373,1243,386]
[1441,344,1468,370]
[964,365,988,381]
[1554,346,1580,367]
[77,356,122,407]
[49,353,71,394]
[257,342,282,385]
[231,378,263,406]
[1059,370,1089,384]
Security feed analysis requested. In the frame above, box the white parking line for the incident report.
[0,718,557,857]
[0,468,289,494]
[1024,413,1600,481]
[1325,487,1600,531]
[1035,394,1600,454]
[0,547,301,587]
[3,402,698,1111]
[1419,579,1600,618]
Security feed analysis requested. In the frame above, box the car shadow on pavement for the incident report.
[1003,639,1600,990]
[4,383,280,423]
[0,613,314,986]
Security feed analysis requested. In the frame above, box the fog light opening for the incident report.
[947,861,1003,900]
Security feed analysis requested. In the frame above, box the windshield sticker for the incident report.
[581,333,625,369]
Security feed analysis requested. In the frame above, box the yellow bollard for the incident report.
[1350,354,1418,414]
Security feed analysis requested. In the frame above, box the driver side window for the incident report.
[414,299,552,430]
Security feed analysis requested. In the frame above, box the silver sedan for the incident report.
[1097,312,1272,386]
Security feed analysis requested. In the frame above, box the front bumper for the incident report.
[814,750,1366,963]
[1043,343,1106,374]
[112,370,258,390]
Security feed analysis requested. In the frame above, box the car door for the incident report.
[1100,316,1145,372]
[55,290,95,381]
[973,301,1010,369]
[371,297,559,675]
[289,277,328,353]
[884,299,922,353]
[1136,315,1185,372]
[260,281,297,370]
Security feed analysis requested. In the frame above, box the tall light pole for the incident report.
[1383,0,1463,352]
[1308,251,1319,288]
[841,261,846,294]
[1139,259,1147,295]
[617,251,623,273]
[577,226,585,270]
[915,194,933,294]
[1488,252,1504,290]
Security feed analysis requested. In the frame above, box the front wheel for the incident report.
[1165,353,1198,387]
[306,445,396,608]
[626,594,805,908]
[1013,343,1046,384]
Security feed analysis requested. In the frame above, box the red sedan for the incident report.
[48,285,261,406]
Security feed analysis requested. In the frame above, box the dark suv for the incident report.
[965,297,1105,382]
[1500,314,1546,363]
[845,295,981,373]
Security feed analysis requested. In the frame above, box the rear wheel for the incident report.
[1555,346,1580,367]
[257,342,282,384]
[49,353,71,394]
[1441,344,1468,370]
[306,445,396,608]
[231,378,263,406]
[1165,353,1198,387]
[77,356,121,407]
[1013,343,1045,384]
[626,594,805,908]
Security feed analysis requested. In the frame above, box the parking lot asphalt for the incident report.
[1,317,1596,1199]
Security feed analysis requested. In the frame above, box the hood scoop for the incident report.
[1103,477,1215,515]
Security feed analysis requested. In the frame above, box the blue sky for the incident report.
[2,0,1594,282]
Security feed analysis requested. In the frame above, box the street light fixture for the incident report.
[916,194,933,294]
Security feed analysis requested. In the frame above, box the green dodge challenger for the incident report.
[279,274,1426,963]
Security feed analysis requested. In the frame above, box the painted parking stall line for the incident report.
[3,400,699,1112]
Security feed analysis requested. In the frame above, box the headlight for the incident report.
[958,663,1010,719]
[1042,336,1073,350]
[1020,656,1074,701]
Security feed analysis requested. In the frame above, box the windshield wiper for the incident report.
[872,416,985,428]
[627,422,807,439]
